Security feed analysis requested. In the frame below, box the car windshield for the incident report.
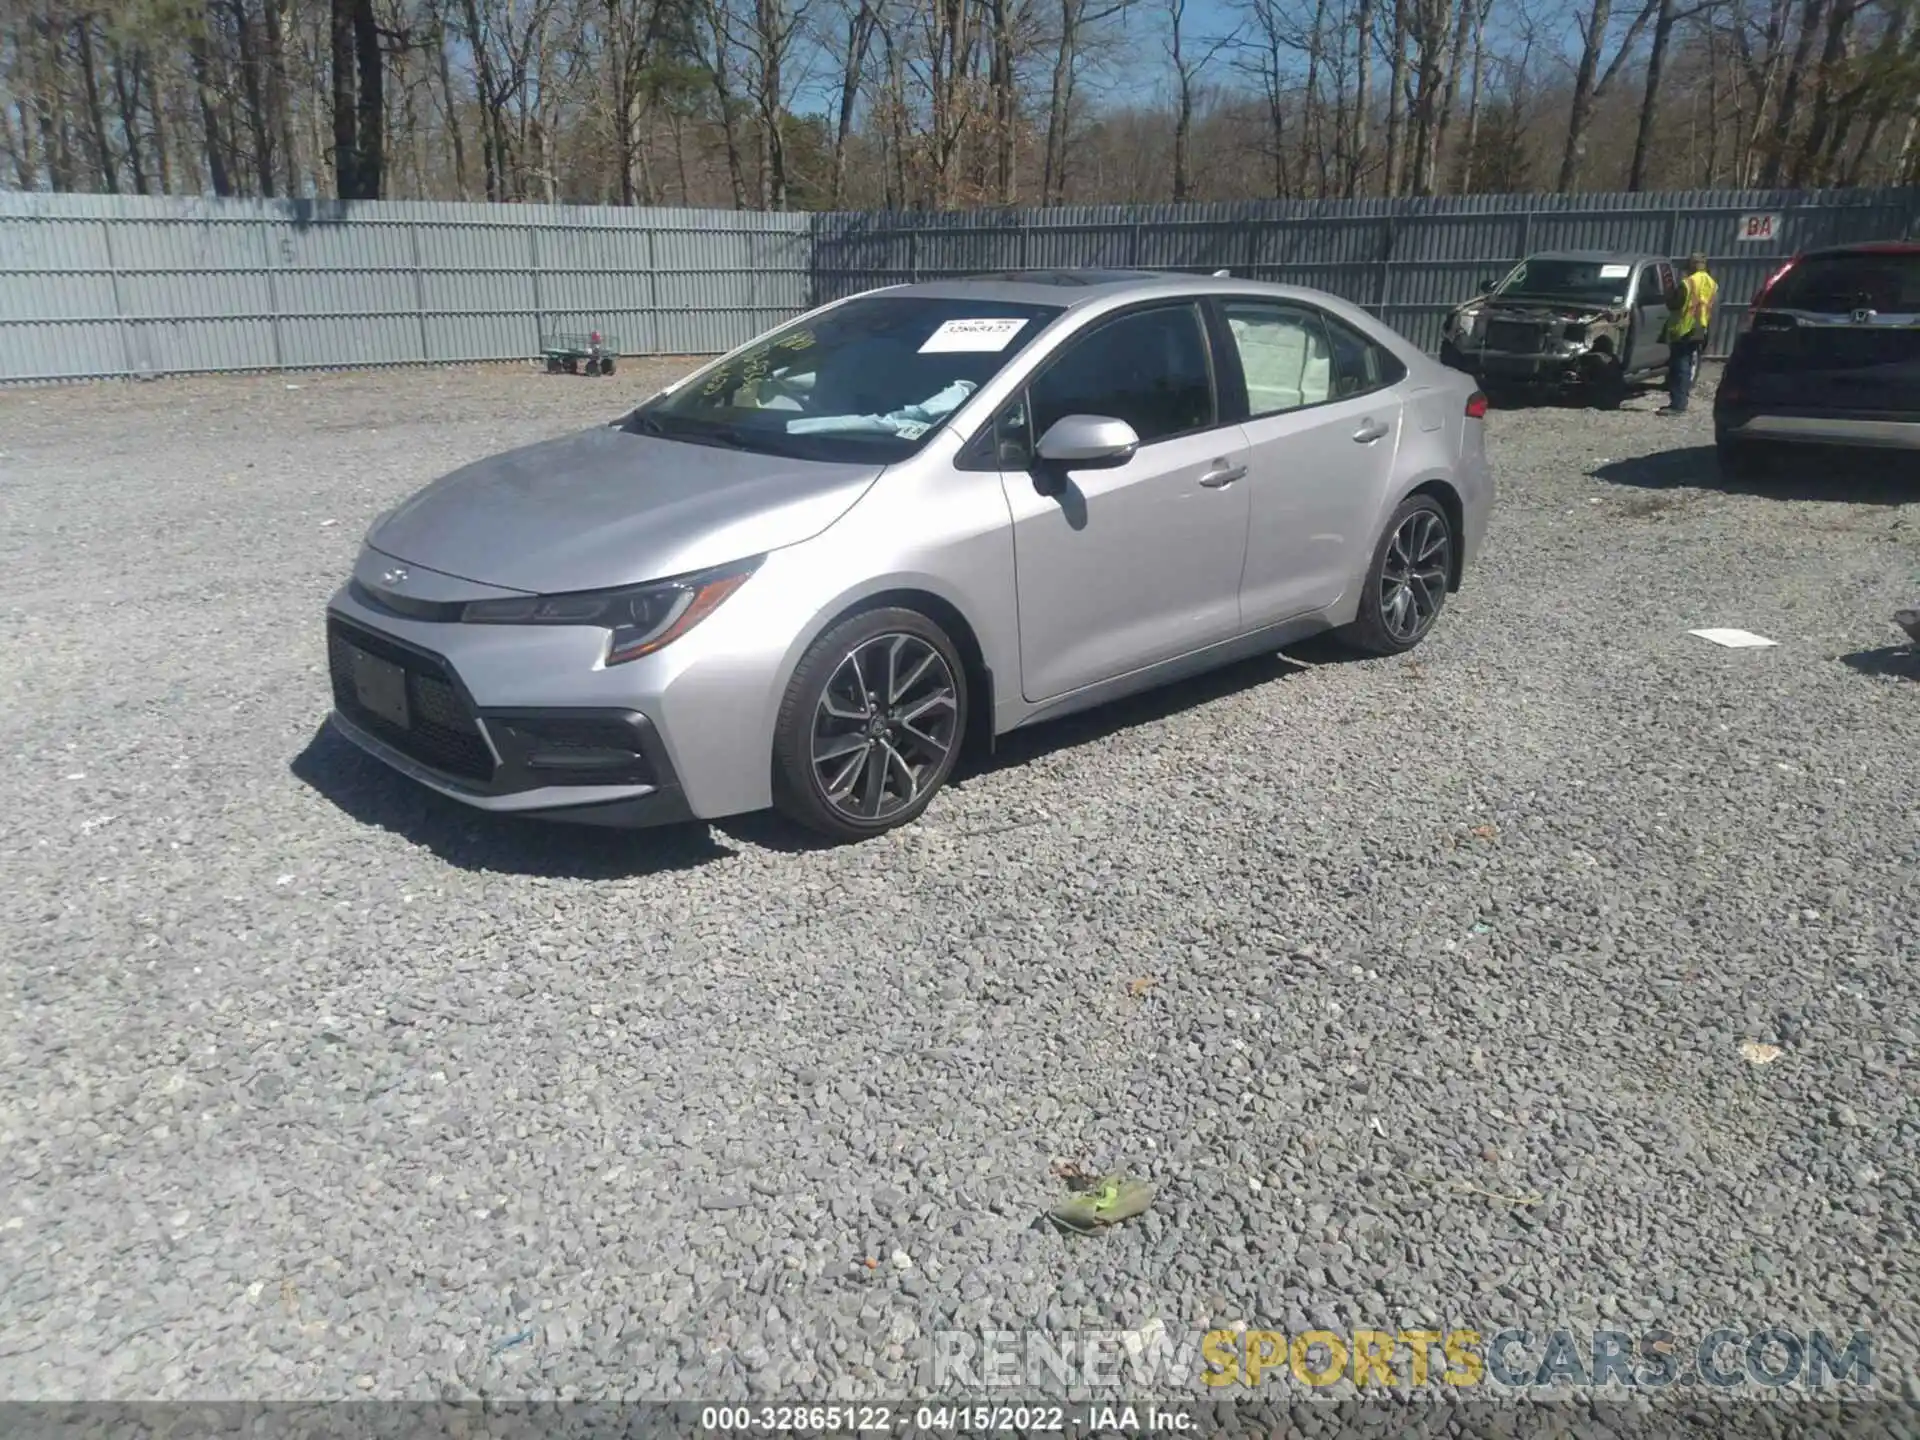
[1762,252,1920,314]
[1493,258,1632,307]
[629,295,1065,462]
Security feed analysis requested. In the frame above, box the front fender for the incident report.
[661,462,1019,820]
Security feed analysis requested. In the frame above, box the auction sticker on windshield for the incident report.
[1599,264,1631,278]
[920,317,1029,353]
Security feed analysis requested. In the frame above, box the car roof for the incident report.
[1526,249,1665,264]
[1792,241,1920,258]
[867,269,1367,311]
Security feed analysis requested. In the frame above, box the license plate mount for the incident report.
[350,648,410,729]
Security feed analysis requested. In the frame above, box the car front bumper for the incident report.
[320,545,808,826]
[324,608,698,828]
[328,708,693,828]
[1468,349,1609,385]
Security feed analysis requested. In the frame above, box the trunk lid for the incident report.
[1734,250,1920,412]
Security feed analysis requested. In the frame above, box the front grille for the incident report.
[327,617,495,783]
[1485,319,1543,353]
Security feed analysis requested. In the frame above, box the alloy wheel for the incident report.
[810,633,960,822]
[1379,508,1451,643]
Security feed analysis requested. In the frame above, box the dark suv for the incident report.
[1715,242,1920,476]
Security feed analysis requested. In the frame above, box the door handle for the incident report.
[1353,419,1390,443]
[1198,462,1247,488]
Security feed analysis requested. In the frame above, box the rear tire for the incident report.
[1336,493,1456,658]
[772,608,969,842]
[1716,436,1773,482]
[600,356,616,376]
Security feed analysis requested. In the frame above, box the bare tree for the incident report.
[697,0,750,206]
[1629,0,1719,189]
[982,0,1035,203]
[739,0,812,208]
[1041,0,1128,204]
[1404,0,1464,194]
[2,0,1915,209]
[1166,0,1235,200]
[1380,0,1406,193]
[1451,0,1493,190]
[330,0,383,196]
[1235,0,1327,197]
[1557,0,1657,190]
[822,0,880,205]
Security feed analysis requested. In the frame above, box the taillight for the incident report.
[1465,391,1489,419]
[1752,256,1798,310]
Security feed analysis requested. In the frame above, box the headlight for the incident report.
[461,558,760,665]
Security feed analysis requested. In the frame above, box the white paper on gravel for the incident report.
[919,317,1029,353]
[1689,628,1779,648]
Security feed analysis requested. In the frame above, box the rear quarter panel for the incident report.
[1395,362,1493,581]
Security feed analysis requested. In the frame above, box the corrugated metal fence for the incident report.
[813,187,1920,357]
[3,186,1916,383]
[0,193,810,383]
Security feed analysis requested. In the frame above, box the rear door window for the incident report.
[1323,316,1407,398]
[1219,301,1335,417]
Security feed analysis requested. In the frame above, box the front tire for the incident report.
[1337,494,1456,657]
[772,608,969,841]
[1587,358,1628,410]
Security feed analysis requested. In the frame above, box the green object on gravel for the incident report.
[1049,1175,1154,1233]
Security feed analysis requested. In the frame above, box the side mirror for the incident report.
[1034,414,1140,468]
[1477,277,1496,294]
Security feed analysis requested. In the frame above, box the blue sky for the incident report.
[785,0,1596,120]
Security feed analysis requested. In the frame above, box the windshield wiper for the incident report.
[628,411,753,450]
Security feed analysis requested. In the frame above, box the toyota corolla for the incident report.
[324,269,1494,841]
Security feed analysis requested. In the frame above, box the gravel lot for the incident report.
[1,360,1915,1408]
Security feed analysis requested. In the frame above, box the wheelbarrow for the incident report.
[540,329,618,376]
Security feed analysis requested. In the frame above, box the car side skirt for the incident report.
[994,606,1346,736]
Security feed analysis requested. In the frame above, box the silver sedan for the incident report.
[324,269,1495,841]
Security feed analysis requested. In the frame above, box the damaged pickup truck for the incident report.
[1439,250,1682,407]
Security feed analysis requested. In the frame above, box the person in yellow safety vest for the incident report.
[1659,251,1718,415]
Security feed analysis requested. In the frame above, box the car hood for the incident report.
[367,425,884,593]
[1478,297,1617,323]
